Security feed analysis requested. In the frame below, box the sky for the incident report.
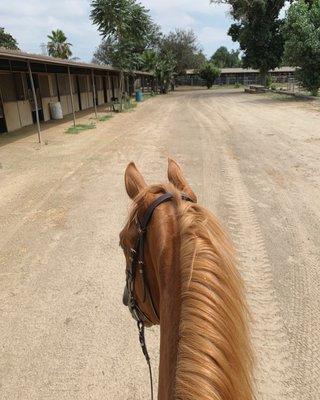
[0,0,237,62]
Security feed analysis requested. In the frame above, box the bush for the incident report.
[265,75,273,88]
[199,63,221,89]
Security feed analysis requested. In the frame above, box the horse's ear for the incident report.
[167,158,197,202]
[124,162,147,200]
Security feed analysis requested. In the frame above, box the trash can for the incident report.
[135,89,143,102]
[50,102,63,120]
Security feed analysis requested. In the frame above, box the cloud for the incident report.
[0,0,236,61]
[0,0,101,61]
[141,0,236,56]
[199,26,229,45]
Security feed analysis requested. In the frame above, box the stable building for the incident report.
[0,48,153,134]
[176,67,295,87]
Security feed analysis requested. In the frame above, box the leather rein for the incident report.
[123,192,194,400]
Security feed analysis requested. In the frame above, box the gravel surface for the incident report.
[0,88,319,399]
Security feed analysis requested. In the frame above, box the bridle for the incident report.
[122,192,194,400]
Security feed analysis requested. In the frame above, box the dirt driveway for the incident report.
[0,88,319,400]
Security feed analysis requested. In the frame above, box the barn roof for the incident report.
[185,67,295,75]
[0,48,153,76]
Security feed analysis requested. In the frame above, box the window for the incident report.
[105,76,110,90]
[87,76,93,92]
[78,75,87,93]
[0,73,17,102]
[50,75,58,97]
[57,74,69,95]
[95,76,103,91]
[38,74,50,98]
[13,72,27,100]
[72,75,78,94]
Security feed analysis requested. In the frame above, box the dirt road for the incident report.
[0,89,319,399]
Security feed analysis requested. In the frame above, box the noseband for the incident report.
[123,191,194,400]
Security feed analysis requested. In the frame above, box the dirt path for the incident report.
[0,89,319,399]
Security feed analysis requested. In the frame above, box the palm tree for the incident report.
[47,29,72,59]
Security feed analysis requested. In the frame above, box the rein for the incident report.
[124,192,194,400]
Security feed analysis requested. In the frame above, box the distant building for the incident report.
[0,48,153,134]
[176,67,295,86]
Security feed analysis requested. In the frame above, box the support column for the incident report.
[91,70,98,119]
[68,67,76,127]
[27,61,41,144]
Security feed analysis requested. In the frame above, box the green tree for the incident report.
[139,49,158,71]
[91,0,159,70]
[283,0,320,96]
[210,46,242,68]
[160,29,206,74]
[47,29,72,59]
[0,27,19,50]
[91,0,161,106]
[212,0,285,82]
[155,53,176,93]
[138,49,176,93]
[199,63,221,89]
[92,20,161,70]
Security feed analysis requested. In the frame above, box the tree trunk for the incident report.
[259,70,268,86]
[119,70,125,112]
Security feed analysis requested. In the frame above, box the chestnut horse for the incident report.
[119,159,253,400]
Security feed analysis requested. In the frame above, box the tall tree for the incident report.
[91,0,160,70]
[160,29,206,74]
[283,0,320,96]
[92,21,161,69]
[91,0,161,106]
[47,29,72,59]
[210,46,242,68]
[0,27,19,50]
[212,0,285,81]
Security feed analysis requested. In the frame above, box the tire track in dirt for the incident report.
[261,176,320,399]
[189,100,294,400]
[199,94,320,399]
[222,150,294,400]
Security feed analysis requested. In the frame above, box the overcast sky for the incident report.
[1,0,236,62]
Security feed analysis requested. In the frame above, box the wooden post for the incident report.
[91,70,98,119]
[68,67,76,127]
[119,70,124,112]
[27,61,41,144]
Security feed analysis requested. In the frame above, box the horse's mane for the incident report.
[175,196,254,400]
[122,183,253,399]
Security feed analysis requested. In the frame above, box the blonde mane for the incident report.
[175,199,254,400]
[121,183,253,399]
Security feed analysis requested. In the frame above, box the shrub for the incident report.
[199,63,221,89]
[265,75,273,88]
[283,0,320,96]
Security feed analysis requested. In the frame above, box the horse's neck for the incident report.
[157,239,181,400]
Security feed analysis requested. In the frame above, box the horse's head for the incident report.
[119,159,197,326]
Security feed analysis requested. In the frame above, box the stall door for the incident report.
[26,73,44,122]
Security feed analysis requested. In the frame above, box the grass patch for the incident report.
[141,92,157,101]
[98,114,113,122]
[65,123,96,134]
[123,100,138,111]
